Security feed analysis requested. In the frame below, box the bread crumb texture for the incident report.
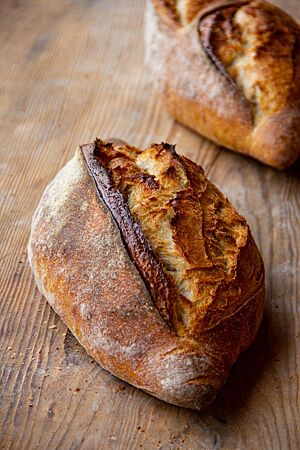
[93,141,262,337]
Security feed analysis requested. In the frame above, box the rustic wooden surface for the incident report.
[0,0,299,449]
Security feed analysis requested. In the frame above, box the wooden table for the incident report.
[0,1,299,448]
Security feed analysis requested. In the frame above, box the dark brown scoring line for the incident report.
[81,141,177,333]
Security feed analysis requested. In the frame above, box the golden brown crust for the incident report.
[146,0,300,168]
[28,140,264,410]
[88,140,263,339]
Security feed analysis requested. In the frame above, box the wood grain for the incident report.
[0,0,299,449]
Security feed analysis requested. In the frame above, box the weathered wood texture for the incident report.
[0,0,299,449]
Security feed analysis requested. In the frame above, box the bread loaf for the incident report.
[28,139,265,410]
[145,0,300,169]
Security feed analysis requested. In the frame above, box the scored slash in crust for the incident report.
[82,141,176,329]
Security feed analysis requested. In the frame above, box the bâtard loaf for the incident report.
[28,139,265,410]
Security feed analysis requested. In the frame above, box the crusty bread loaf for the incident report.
[28,139,264,410]
[145,0,300,169]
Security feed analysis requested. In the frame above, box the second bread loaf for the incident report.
[145,0,300,169]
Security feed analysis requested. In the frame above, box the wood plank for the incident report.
[0,0,299,449]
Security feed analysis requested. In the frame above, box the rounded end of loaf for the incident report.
[140,344,223,410]
[252,112,300,170]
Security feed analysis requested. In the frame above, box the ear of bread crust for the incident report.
[28,143,264,410]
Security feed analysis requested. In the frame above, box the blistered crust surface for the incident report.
[91,140,264,338]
